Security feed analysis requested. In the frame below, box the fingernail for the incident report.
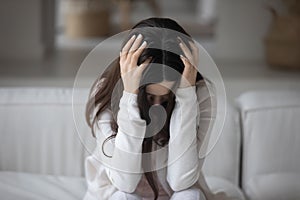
[137,34,142,39]
[131,34,136,39]
[141,41,147,46]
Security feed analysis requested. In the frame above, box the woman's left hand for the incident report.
[178,37,199,88]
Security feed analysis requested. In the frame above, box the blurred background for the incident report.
[0,0,300,103]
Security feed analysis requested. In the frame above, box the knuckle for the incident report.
[123,60,129,66]
[132,52,139,59]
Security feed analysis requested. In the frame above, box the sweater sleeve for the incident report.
[90,90,146,194]
[108,90,146,193]
[166,86,200,192]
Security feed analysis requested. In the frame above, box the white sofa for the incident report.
[0,87,299,200]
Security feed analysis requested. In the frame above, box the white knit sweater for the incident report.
[83,80,226,200]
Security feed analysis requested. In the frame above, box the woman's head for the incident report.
[124,18,202,81]
[120,17,202,106]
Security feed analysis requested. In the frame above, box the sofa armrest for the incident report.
[236,90,300,200]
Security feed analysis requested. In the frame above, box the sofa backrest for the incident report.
[0,87,91,176]
[0,87,241,185]
[237,90,300,200]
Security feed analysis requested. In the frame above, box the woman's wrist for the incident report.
[123,87,139,95]
[176,85,196,94]
[121,90,138,104]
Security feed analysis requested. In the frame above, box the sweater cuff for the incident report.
[175,86,197,102]
[117,90,146,138]
[119,91,142,121]
[120,90,138,105]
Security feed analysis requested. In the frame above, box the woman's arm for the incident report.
[105,90,146,193]
[89,34,150,193]
[84,90,147,199]
[167,86,200,191]
[166,38,201,192]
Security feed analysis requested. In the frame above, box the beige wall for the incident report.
[214,0,275,62]
[0,0,54,60]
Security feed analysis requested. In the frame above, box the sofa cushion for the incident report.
[0,171,244,200]
[245,173,300,200]
[236,90,300,200]
[206,176,245,200]
[0,171,86,200]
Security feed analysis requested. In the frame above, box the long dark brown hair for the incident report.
[85,17,203,200]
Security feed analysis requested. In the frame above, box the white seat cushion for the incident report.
[206,176,245,200]
[0,171,86,200]
[245,173,300,200]
[0,171,245,200]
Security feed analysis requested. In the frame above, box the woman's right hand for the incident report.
[119,34,152,94]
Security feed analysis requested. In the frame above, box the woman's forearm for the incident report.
[167,86,200,191]
[106,90,146,193]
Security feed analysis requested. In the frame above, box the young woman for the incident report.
[84,18,230,200]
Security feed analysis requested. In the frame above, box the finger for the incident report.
[180,55,197,73]
[141,56,152,66]
[121,34,136,56]
[138,57,152,73]
[188,40,199,61]
[178,37,193,62]
[131,41,147,65]
[188,40,198,52]
[128,34,143,54]
[180,54,191,67]
[119,51,125,63]
[180,55,197,87]
[179,37,198,67]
